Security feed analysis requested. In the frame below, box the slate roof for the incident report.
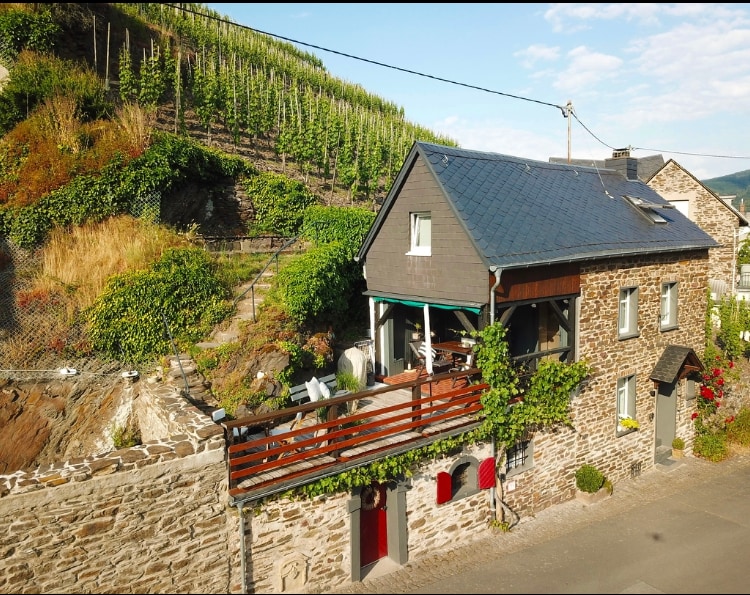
[359,142,719,270]
[650,345,703,383]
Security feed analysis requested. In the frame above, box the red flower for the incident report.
[691,412,699,420]
[729,361,735,368]
[726,416,736,424]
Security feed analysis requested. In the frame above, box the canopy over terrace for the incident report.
[365,293,484,376]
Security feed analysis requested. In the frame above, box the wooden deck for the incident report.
[223,368,487,503]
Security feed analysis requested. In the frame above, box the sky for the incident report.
[205,3,750,181]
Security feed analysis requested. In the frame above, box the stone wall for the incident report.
[649,160,740,292]
[0,370,504,594]
[0,375,243,594]
[576,252,704,481]
[244,441,496,593]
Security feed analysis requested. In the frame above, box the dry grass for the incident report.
[38,215,192,312]
[115,102,155,155]
[39,95,80,153]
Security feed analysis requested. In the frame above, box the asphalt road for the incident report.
[329,449,750,594]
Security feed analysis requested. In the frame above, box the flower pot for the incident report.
[576,486,611,505]
[672,448,684,459]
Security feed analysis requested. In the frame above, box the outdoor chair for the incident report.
[410,340,452,376]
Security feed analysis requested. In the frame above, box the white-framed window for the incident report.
[505,439,533,477]
[660,281,678,330]
[617,374,637,433]
[409,212,431,255]
[618,286,639,338]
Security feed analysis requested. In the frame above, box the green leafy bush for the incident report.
[301,205,376,252]
[87,247,231,363]
[243,171,317,237]
[693,432,729,462]
[727,407,750,447]
[671,437,685,450]
[575,464,605,493]
[271,241,362,324]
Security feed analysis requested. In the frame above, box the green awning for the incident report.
[373,297,481,315]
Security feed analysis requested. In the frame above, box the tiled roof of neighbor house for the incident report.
[384,142,718,270]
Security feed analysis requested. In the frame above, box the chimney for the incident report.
[605,148,639,181]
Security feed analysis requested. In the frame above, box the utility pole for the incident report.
[565,100,573,164]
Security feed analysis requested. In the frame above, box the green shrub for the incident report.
[727,407,750,447]
[87,247,231,362]
[301,205,376,252]
[693,432,730,462]
[271,241,362,325]
[575,464,605,493]
[671,437,685,450]
[243,171,317,237]
[112,423,142,449]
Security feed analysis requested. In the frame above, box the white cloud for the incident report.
[514,44,560,68]
[552,46,623,93]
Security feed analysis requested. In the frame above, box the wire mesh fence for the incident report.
[0,197,162,380]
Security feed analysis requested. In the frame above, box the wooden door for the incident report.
[360,482,388,566]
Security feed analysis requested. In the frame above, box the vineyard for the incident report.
[113,2,457,204]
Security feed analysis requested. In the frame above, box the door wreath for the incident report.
[361,484,382,511]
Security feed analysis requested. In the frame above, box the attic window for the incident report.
[408,212,431,256]
[624,195,674,224]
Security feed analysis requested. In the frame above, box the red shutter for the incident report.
[436,471,452,504]
[478,457,496,490]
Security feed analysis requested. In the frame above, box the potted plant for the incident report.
[575,464,612,504]
[672,436,686,459]
[411,322,423,340]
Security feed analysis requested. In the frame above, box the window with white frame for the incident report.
[618,286,639,338]
[505,439,533,477]
[409,212,431,255]
[617,374,637,433]
[660,281,678,330]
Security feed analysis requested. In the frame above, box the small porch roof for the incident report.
[650,345,703,384]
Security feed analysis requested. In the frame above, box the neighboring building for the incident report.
[553,149,749,299]
[646,158,748,299]
[356,141,717,517]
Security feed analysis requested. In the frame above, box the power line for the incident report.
[166,4,750,164]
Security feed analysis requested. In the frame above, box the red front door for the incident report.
[360,482,388,566]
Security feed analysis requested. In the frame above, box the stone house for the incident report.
[356,141,718,520]
[646,158,748,298]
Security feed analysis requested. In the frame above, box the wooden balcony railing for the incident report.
[223,369,488,503]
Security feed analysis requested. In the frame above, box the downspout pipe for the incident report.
[235,501,248,594]
[488,266,502,521]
